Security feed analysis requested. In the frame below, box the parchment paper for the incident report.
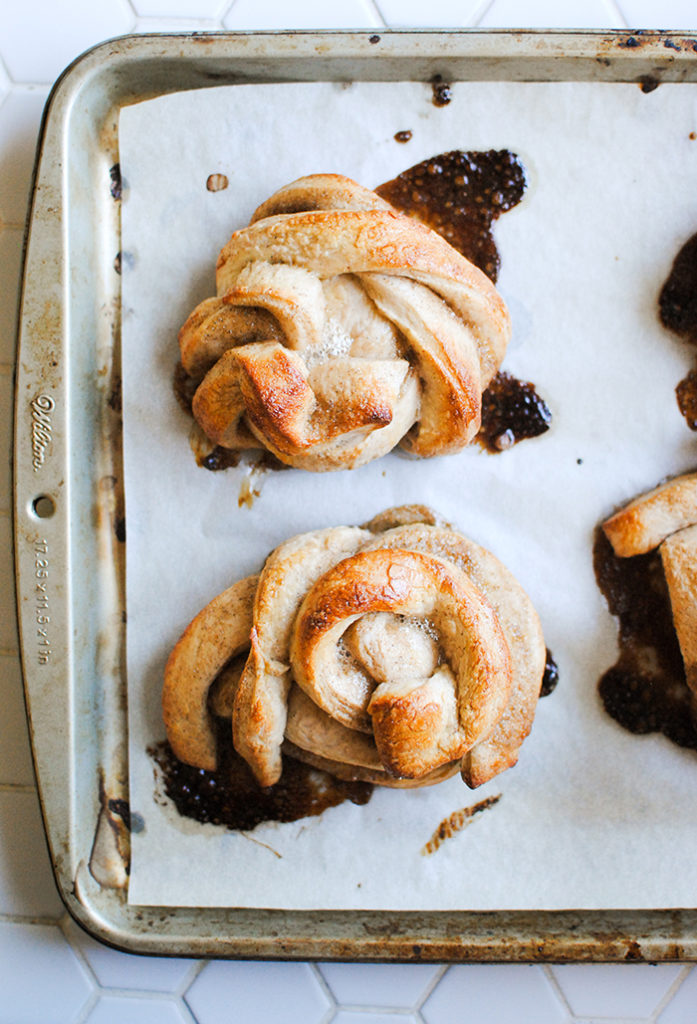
[121,81,697,909]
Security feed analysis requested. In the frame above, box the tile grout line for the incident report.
[310,961,339,1018]
[367,0,388,29]
[472,0,497,29]
[211,0,231,25]
[59,913,101,993]
[219,0,238,26]
[330,1005,424,1016]
[121,0,137,25]
[415,963,448,1009]
[609,0,632,30]
[177,957,207,1000]
[69,989,99,1024]
[178,993,202,1024]
[542,963,575,1019]
[648,964,693,1022]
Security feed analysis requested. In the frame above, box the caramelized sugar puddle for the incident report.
[540,648,559,697]
[477,371,551,452]
[378,150,550,454]
[377,149,527,284]
[150,721,373,832]
[593,529,697,750]
[659,230,697,431]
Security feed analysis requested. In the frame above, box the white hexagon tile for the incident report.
[2,2,697,1023]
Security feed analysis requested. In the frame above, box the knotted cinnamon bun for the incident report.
[163,506,546,789]
[179,174,511,471]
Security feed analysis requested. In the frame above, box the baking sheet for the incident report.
[121,80,697,910]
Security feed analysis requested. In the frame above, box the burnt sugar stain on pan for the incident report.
[109,164,122,200]
[659,231,697,430]
[593,528,697,750]
[151,722,373,832]
[639,75,660,93]
[378,150,551,454]
[430,75,453,107]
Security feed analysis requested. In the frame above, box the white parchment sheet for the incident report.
[121,81,697,909]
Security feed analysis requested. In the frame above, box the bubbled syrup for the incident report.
[151,722,373,832]
[659,231,697,431]
[377,149,527,283]
[477,372,551,452]
[540,649,559,697]
[379,151,550,452]
[593,529,697,750]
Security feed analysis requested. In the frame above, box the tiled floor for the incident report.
[2,2,697,1022]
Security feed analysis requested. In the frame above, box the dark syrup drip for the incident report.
[377,149,527,282]
[109,164,122,201]
[173,362,287,473]
[477,371,551,452]
[201,447,242,472]
[659,233,697,343]
[593,528,697,749]
[540,649,559,697]
[173,361,198,416]
[431,76,452,107]
[150,722,373,832]
[676,370,697,430]
[659,232,697,431]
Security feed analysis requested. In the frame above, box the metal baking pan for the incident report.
[13,29,697,960]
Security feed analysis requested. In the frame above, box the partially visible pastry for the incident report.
[660,525,697,697]
[163,506,546,790]
[602,472,697,557]
[178,174,511,471]
[602,472,697,709]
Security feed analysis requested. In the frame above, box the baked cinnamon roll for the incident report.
[178,174,510,471]
[163,506,546,789]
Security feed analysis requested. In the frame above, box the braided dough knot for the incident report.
[162,506,546,791]
[179,174,511,471]
[290,549,512,778]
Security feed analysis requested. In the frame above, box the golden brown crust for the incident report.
[250,173,393,221]
[179,297,284,380]
[162,575,258,771]
[660,524,697,698]
[193,341,416,466]
[290,548,512,778]
[602,472,697,723]
[282,740,460,788]
[178,173,510,471]
[602,472,697,557]
[232,526,370,787]
[162,507,544,791]
[359,524,546,787]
